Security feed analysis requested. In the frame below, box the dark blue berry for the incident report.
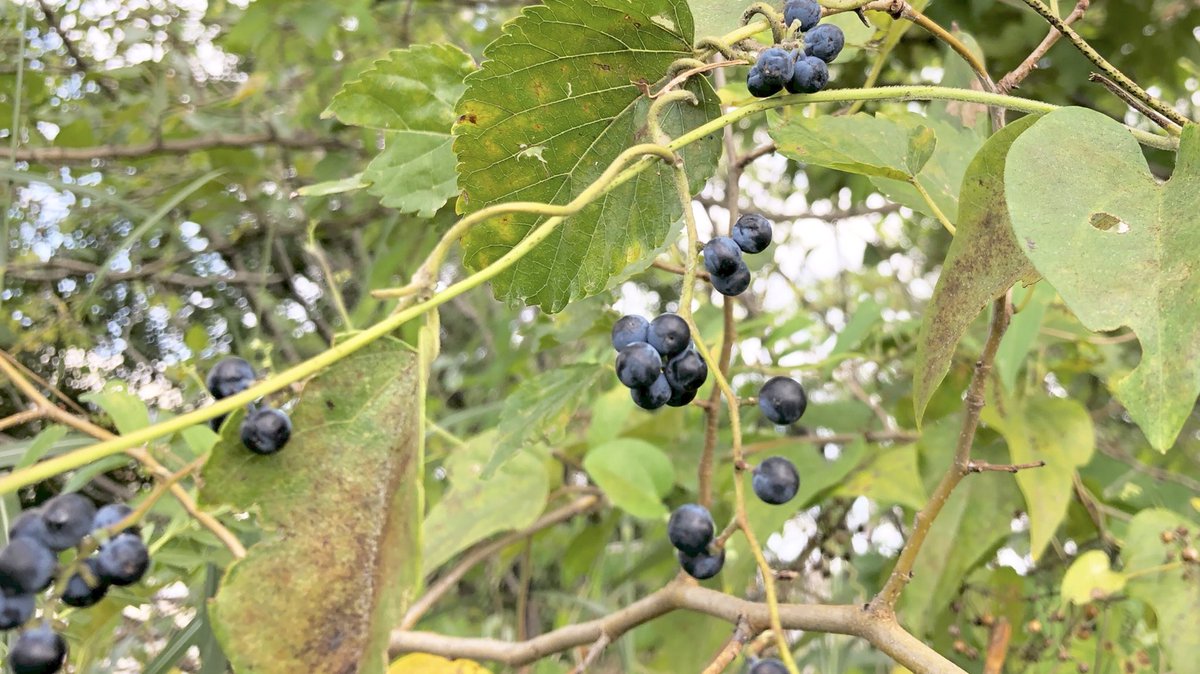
[747,66,782,98]
[205,357,256,400]
[209,414,228,432]
[666,385,697,408]
[750,659,789,674]
[630,374,672,411]
[703,237,743,277]
[647,314,690,358]
[611,315,650,351]
[753,457,801,505]
[667,504,714,556]
[756,47,795,82]
[241,407,292,455]
[92,503,136,535]
[96,533,150,587]
[784,0,822,32]
[10,624,67,674]
[678,548,725,580]
[616,342,663,389]
[711,261,751,297]
[665,349,708,392]
[0,594,34,630]
[61,558,109,608]
[0,539,56,596]
[41,493,96,551]
[786,55,829,94]
[758,376,808,425]
[805,23,845,63]
[732,214,773,254]
[8,510,51,549]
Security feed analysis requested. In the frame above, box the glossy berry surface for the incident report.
[92,503,135,534]
[0,538,57,595]
[732,214,773,254]
[710,261,751,297]
[205,356,256,400]
[8,511,50,549]
[10,625,67,674]
[753,457,801,505]
[750,658,790,674]
[647,314,690,358]
[611,315,650,351]
[702,237,743,277]
[665,349,708,392]
[758,376,808,425]
[746,66,782,98]
[678,548,725,580]
[616,342,663,389]
[784,0,821,32]
[241,407,293,455]
[756,47,794,82]
[667,504,714,556]
[0,594,35,630]
[804,23,845,63]
[666,385,697,408]
[786,55,829,94]
[41,493,96,551]
[62,559,109,608]
[630,374,672,411]
[96,533,150,586]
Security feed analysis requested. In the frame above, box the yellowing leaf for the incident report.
[1061,550,1126,604]
[389,654,493,674]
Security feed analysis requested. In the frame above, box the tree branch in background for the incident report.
[997,0,1089,93]
[1088,72,1180,132]
[36,0,120,100]
[12,132,347,163]
[7,258,284,288]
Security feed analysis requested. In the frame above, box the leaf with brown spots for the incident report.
[201,338,421,674]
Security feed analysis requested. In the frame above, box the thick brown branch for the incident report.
[12,133,346,163]
[700,616,756,674]
[997,0,1089,93]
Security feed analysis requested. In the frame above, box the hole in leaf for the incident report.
[1090,212,1130,234]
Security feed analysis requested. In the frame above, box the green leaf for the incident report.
[981,393,1095,560]
[1061,550,1126,604]
[455,0,722,312]
[994,282,1055,393]
[422,434,549,572]
[80,385,151,434]
[487,363,608,475]
[297,173,368,198]
[583,439,674,519]
[200,339,421,674]
[832,297,883,357]
[913,115,1041,422]
[17,425,68,470]
[324,44,475,217]
[688,0,752,42]
[1122,508,1200,671]
[1006,109,1200,451]
[834,443,925,509]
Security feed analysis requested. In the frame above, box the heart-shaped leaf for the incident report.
[455,0,722,312]
[1061,550,1127,605]
[1005,107,1200,450]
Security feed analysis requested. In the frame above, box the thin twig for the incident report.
[700,615,755,674]
[1088,72,1181,133]
[997,0,1089,93]
[0,408,43,433]
[967,460,1046,473]
[651,259,711,282]
[569,633,611,674]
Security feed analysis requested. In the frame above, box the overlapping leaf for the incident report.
[455,0,722,311]
[1122,508,1200,671]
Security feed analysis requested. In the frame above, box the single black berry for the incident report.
[666,385,697,408]
[667,504,714,556]
[678,548,725,580]
[747,66,782,98]
[665,349,708,392]
[753,457,801,505]
[758,376,808,425]
[630,374,672,411]
[750,658,789,674]
[647,314,690,358]
[61,558,109,608]
[732,214,773,254]
[785,55,829,94]
[756,47,795,83]
[710,261,751,297]
[611,315,650,351]
[616,342,663,389]
[0,594,34,630]
[805,23,845,63]
[8,510,50,549]
[209,414,228,432]
[0,539,56,595]
[40,492,96,551]
[92,503,136,535]
[784,0,821,31]
[702,237,743,277]
[96,533,150,587]
[205,356,256,400]
[240,407,293,455]
[10,624,67,674]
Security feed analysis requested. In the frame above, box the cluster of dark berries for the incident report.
[206,357,292,455]
[703,214,773,296]
[611,314,708,410]
[747,0,844,98]
[0,493,151,673]
[750,659,790,674]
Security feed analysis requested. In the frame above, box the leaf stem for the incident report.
[909,178,956,235]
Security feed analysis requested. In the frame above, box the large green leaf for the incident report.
[913,115,1041,421]
[834,443,926,510]
[982,393,1094,560]
[200,339,421,674]
[1006,108,1200,451]
[323,44,475,217]
[1122,508,1200,671]
[1060,550,1126,605]
[455,0,722,311]
[583,438,673,519]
